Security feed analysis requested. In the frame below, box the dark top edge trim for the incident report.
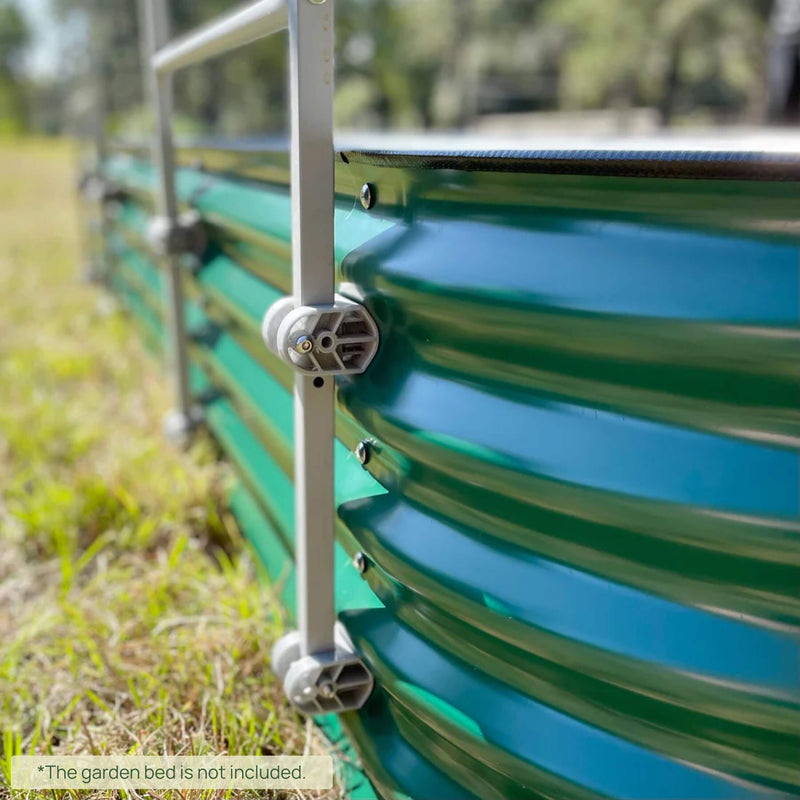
[340,149,800,181]
[107,139,800,181]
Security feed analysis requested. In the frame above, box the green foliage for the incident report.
[45,0,781,132]
[335,0,549,127]
[0,1,30,131]
[543,0,770,124]
[0,1,29,70]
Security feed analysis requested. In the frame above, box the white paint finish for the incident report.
[287,0,337,657]
[144,0,191,418]
[145,0,339,659]
[152,0,288,76]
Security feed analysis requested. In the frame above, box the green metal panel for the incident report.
[101,145,799,800]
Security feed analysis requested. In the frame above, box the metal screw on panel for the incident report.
[355,439,371,465]
[353,551,368,575]
[359,183,375,210]
[294,335,313,354]
[317,681,336,699]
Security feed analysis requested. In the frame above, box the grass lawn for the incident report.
[0,139,332,799]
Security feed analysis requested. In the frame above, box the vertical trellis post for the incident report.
[143,0,196,438]
[138,0,375,714]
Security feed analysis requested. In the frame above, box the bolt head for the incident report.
[295,335,313,354]
[353,551,368,575]
[317,681,336,699]
[355,440,371,465]
[359,183,375,210]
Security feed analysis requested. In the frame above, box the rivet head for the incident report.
[355,439,370,465]
[294,335,313,354]
[353,551,368,575]
[359,183,375,210]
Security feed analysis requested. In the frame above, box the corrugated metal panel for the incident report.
[101,146,799,800]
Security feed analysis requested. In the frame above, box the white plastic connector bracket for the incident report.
[261,294,379,376]
[147,209,207,257]
[271,622,373,715]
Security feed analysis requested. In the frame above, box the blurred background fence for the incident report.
[1,0,797,142]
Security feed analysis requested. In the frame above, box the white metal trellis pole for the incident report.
[143,0,194,429]
[89,50,108,283]
[288,0,337,659]
[151,0,287,74]
[139,0,373,712]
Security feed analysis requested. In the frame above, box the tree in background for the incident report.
[28,0,789,136]
[52,0,289,138]
[542,0,773,127]
[335,0,553,129]
[0,0,30,133]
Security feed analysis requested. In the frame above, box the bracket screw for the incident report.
[353,551,368,575]
[317,681,336,699]
[355,439,371,465]
[294,335,313,354]
[359,183,375,210]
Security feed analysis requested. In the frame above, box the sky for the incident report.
[19,0,70,79]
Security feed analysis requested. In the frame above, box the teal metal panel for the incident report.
[101,146,799,800]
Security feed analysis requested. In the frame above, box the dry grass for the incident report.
[0,139,335,799]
